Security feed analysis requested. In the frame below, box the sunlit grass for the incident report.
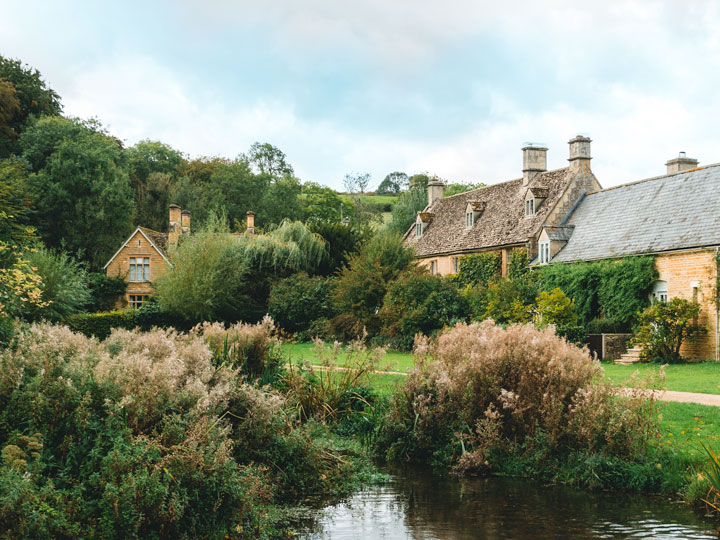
[282,342,414,373]
[601,362,720,395]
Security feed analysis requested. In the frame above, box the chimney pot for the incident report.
[568,135,592,172]
[169,204,181,247]
[181,210,191,235]
[246,211,255,235]
[666,153,698,175]
[427,180,445,206]
[522,144,548,186]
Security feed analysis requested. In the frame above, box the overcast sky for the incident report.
[2,0,719,190]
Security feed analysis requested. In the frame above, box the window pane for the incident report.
[144,263,150,281]
[129,265,135,281]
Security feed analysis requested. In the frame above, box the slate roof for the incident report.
[544,225,575,241]
[139,227,169,255]
[553,164,720,262]
[405,168,574,257]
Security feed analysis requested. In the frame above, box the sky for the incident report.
[2,0,720,190]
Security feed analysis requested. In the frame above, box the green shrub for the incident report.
[586,317,630,334]
[482,275,538,325]
[86,272,126,312]
[457,252,501,287]
[23,247,91,322]
[268,273,334,335]
[633,298,707,363]
[507,249,530,279]
[380,270,469,350]
[535,288,578,328]
[67,310,134,339]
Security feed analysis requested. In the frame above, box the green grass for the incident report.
[338,193,399,205]
[281,342,415,373]
[656,402,720,462]
[601,362,720,395]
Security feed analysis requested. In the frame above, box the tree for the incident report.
[308,221,366,276]
[0,56,62,157]
[0,79,21,155]
[246,142,294,178]
[260,175,303,225]
[301,182,353,224]
[20,116,134,269]
[377,171,408,194]
[178,156,229,184]
[408,173,431,191]
[343,172,381,228]
[634,298,707,363]
[445,182,485,196]
[386,188,427,235]
[344,172,371,195]
[0,157,35,248]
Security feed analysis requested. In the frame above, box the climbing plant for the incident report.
[457,252,501,287]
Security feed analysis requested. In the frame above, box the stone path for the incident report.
[300,364,720,407]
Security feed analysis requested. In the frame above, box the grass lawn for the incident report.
[656,402,720,462]
[281,342,415,373]
[601,362,720,395]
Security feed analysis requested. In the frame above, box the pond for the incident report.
[300,466,720,539]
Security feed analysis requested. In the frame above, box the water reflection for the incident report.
[301,466,719,539]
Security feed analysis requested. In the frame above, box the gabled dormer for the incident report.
[415,211,434,237]
[524,186,548,217]
[465,201,486,229]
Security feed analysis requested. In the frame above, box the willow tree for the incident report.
[155,217,327,323]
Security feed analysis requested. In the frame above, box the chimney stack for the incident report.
[666,152,698,175]
[427,180,445,206]
[169,204,181,247]
[246,211,255,235]
[568,135,592,172]
[522,144,548,186]
[181,210,191,235]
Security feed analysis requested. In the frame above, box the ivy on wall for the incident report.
[538,256,658,331]
[457,252,501,287]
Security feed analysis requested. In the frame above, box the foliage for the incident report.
[0,322,369,538]
[20,116,134,269]
[308,221,366,276]
[22,247,91,322]
[380,270,469,350]
[633,298,707,363]
[508,249,530,279]
[0,243,46,318]
[535,288,578,328]
[67,309,135,339]
[331,232,414,338]
[343,172,382,228]
[586,317,628,334]
[699,442,720,514]
[378,322,661,476]
[268,273,335,335]
[301,181,354,224]
[457,252,501,287]
[386,188,427,235]
[0,157,35,247]
[0,56,62,157]
[245,141,294,178]
[538,256,657,330]
[86,272,127,312]
[444,182,485,196]
[377,172,407,194]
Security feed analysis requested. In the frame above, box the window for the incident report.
[430,260,437,275]
[539,241,550,264]
[650,280,668,304]
[129,257,150,282]
[525,199,535,217]
[416,222,423,237]
[451,256,459,274]
[128,294,148,309]
[466,212,474,228]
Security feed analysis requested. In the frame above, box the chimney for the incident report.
[427,180,445,206]
[168,204,181,247]
[666,152,698,175]
[181,210,191,234]
[522,144,548,186]
[568,135,592,172]
[246,211,255,235]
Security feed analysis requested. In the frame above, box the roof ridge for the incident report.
[587,162,720,196]
[440,166,569,201]
[138,226,167,236]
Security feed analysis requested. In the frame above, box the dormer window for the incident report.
[525,199,535,216]
[539,241,550,264]
[465,201,485,229]
[416,212,434,237]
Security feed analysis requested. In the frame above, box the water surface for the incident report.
[301,467,719,539]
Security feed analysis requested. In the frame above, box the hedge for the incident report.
[67,303,193,340]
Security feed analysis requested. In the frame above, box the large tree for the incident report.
[245,142,294,179]
[20,116,134,269]
[377,171,408,194]
[0,157,35,248]
[0,56,62,157]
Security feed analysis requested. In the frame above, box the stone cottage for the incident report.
[103,204,190,308]
[540,154,720,361]
[404,136,602,276]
